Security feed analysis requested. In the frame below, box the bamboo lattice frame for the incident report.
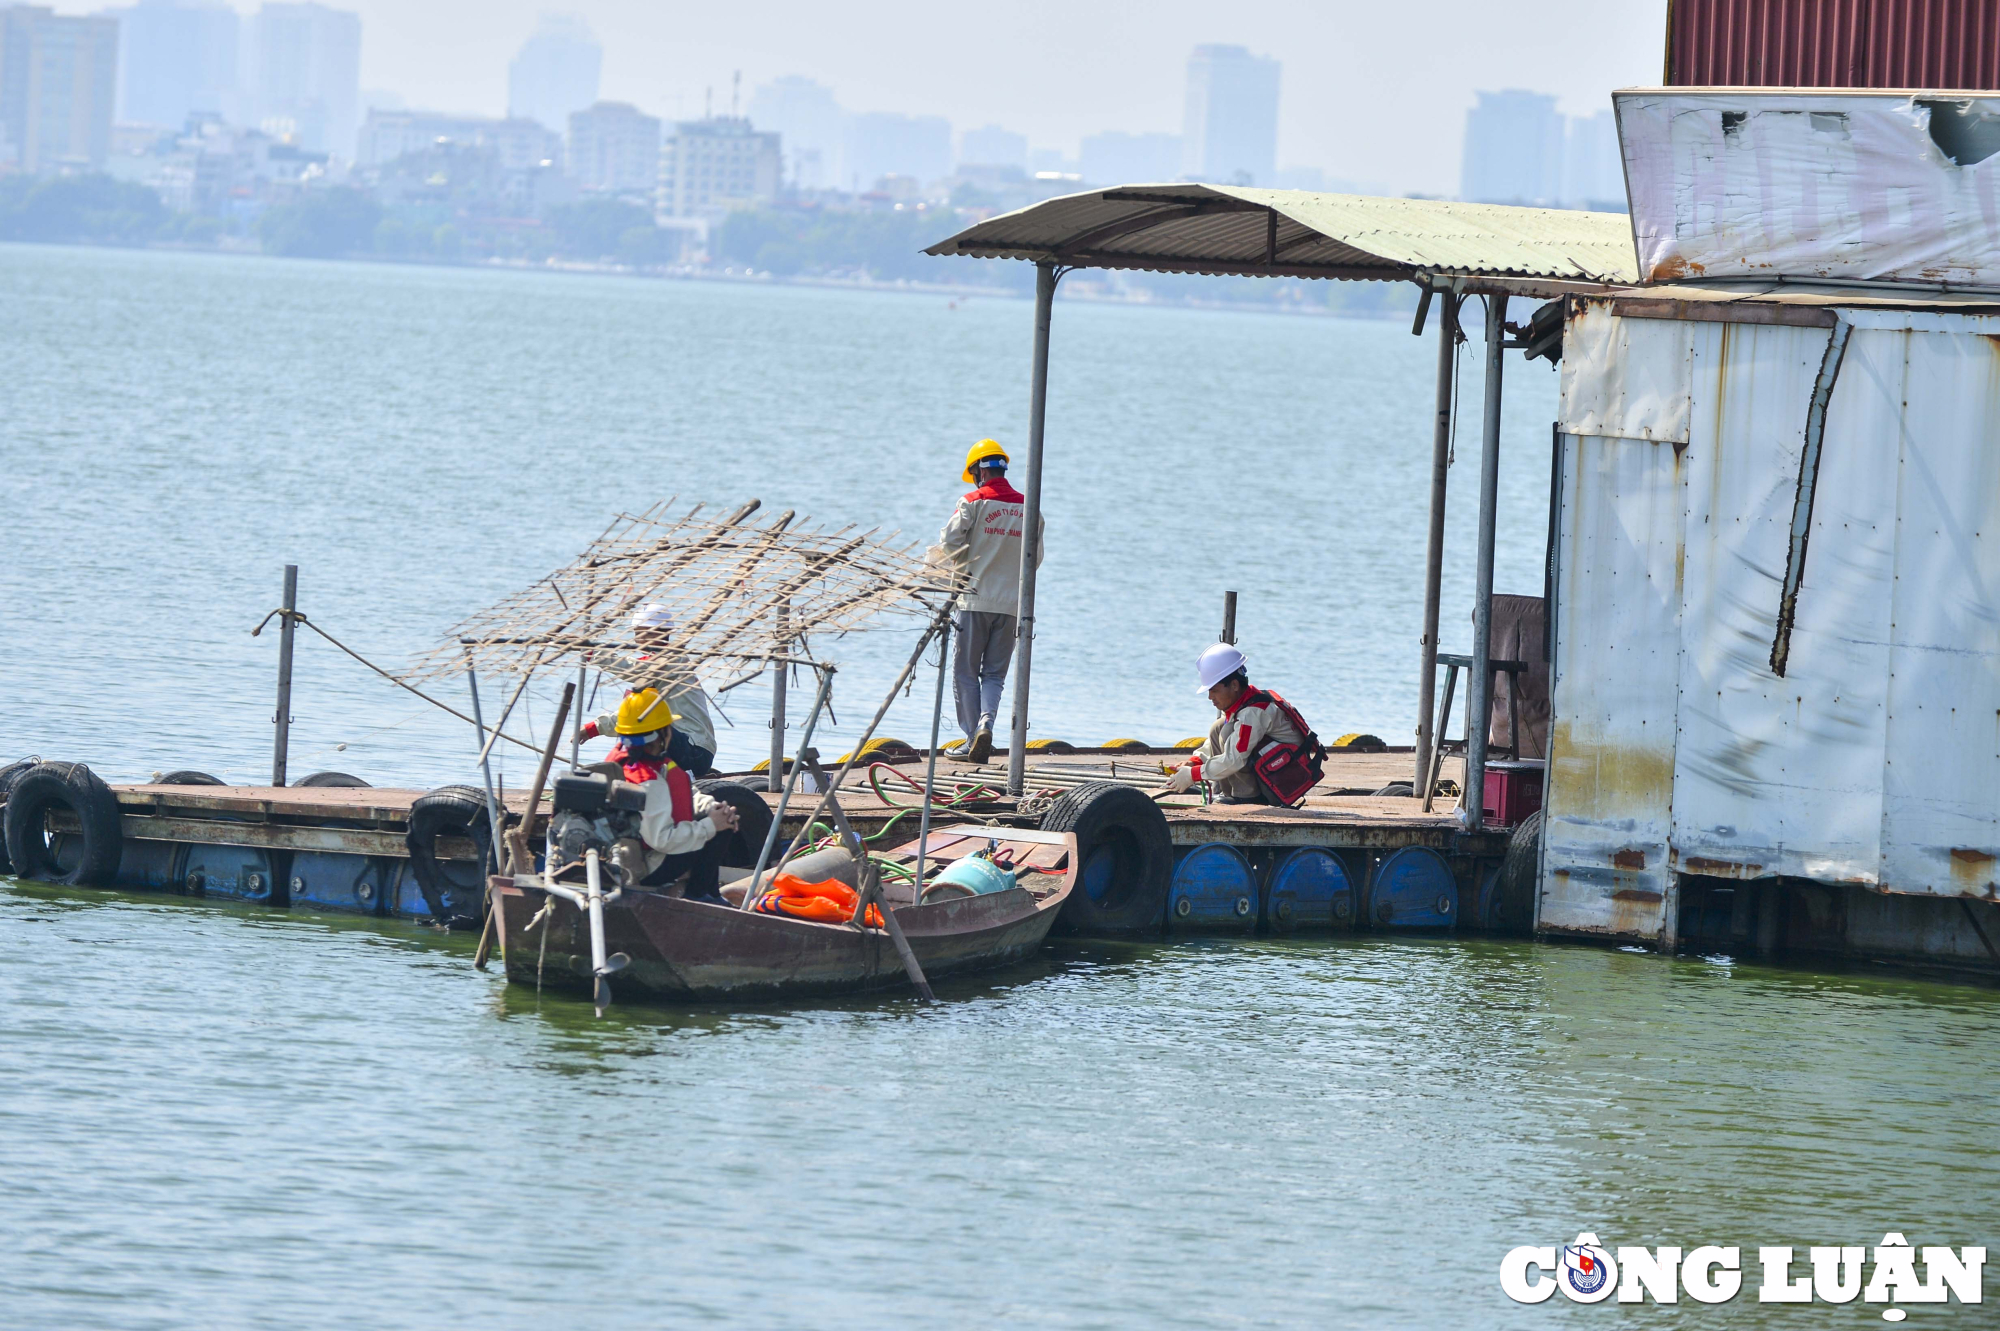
[402,499,964,694]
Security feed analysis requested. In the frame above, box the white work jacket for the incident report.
[637,778,718,858]
[1192,691,1303,801]
[590,649,717,755]
[933,478,1046,615]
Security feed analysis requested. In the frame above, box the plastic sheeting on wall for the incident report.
[1616,89,2000,288]
[1542,304,2000,941]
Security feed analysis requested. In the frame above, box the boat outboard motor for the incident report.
[547,772,648,874]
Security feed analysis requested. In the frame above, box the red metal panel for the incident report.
[1666,0,2000,89]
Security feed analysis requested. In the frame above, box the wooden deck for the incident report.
[104,748,1488,859]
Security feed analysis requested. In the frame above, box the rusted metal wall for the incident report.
[1540,301,2000,943]
[1666,0,2000,89]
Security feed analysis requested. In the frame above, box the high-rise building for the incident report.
[247,2,361,160]
[568,100,660,194]
[658,116,780,217]
[845,111,950,191]
[747,75,841,189]
[507,14,600,135]
[1561,108,1626,210]
[102,0,238,128]
[958,124,1025,171]
[358,109,562,171]
[1181,45,1279,185]
[1460,90,1563,205]
[0,7,119,172]
[1079,130,1181,185]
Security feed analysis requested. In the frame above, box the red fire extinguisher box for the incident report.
[1482,760,1544,829]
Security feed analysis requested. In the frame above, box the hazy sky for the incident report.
[82,0,1669,194]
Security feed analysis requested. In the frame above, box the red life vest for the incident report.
[1233,688,1326,807]
[607,745,695,822]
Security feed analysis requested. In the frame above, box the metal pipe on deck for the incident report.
[1465,293,1508,827]
[271,565,297,787]
[1221,590,1237,645]
[1414,291,1457,799]
[769,606,788,793]
[1007,260,1058,796]
[912,616,951,895]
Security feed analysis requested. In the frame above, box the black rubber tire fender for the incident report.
[1493,808,1543,936]
[0,758,45,874]
[404,783,494,928]
[154,770,224,786]
[1040,781,1173,935]
[695,779,774,868]
[3,762,124,886]
[297,771,371,788]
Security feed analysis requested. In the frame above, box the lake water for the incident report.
[1,245,1994,1327]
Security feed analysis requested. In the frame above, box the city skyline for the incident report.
[45,0,1669,195]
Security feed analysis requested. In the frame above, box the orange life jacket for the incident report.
[751,874,884,929]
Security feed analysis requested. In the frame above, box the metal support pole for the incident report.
[1414,290,1457,798]
[271,564,297,787]
[1466,293,1508,827]
[569,663,586,770]
[769,605,789,793]
[463,659,507,871]
[1007,260,1057,796]
[1221,590,1238,645]
[912,616,952,897]
[745,667,836,898]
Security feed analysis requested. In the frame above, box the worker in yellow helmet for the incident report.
[598,687,739,903]
[929,438,1045,764]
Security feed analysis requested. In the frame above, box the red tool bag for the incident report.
[1244,689,1326,807]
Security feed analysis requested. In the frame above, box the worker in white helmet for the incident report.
[1166,644,1325,806]
[931,438,1045,764]
[578,603,719,776]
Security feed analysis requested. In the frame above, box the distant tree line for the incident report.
[0,174,219,244]
[0,174,688,266]
[713,207,1028,288]
[0,174,1419,316]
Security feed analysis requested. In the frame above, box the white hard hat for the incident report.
[631,603,674,630]
[1196,642,1247,691]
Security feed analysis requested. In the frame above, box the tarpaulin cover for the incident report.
[1617,89,2000,289]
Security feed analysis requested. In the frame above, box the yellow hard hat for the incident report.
[962,438,1008,484]
[614,687,676,735]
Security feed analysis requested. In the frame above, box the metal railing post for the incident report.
[1006,260,1057,796]
[271,564,297,787]
[1466,293,1508,827]
[1414,289,1457,798]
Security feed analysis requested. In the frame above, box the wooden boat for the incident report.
[495,825,1074,1003]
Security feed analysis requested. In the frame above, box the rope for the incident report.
[259,608,542,755]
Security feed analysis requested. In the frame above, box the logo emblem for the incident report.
[1559,1232,1618,1302]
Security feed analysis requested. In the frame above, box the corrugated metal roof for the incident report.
[1666,0,2000,90]
[924,184,1642,286]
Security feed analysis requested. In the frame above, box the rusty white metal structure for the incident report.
[1618,88,2000,288]
[1543,290,2000,946]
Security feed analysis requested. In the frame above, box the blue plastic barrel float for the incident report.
[1264,847,1355,932]
[1167,843,1258,932]
[180,844,281,903]
[1366,846,1458,929]
[286,851,399,914]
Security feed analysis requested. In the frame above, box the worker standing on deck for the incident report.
[603,688,739,903]
[933,438,1044,764]
[578,604,718,776]
[1166,645,1324,806]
